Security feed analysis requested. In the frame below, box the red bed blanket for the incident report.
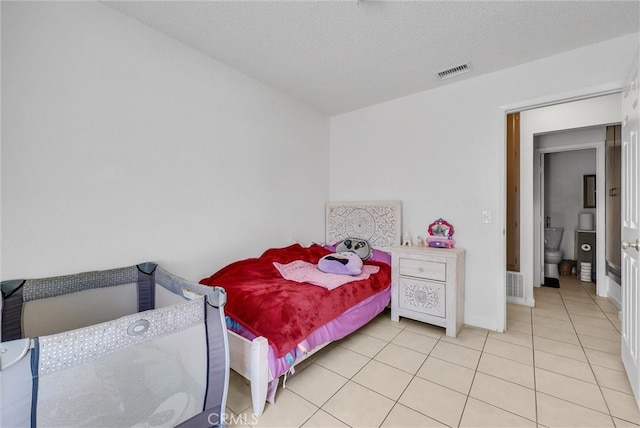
[199,244,391,358]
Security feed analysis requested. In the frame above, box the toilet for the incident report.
[544,227,564,278]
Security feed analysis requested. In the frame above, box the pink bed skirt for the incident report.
[226,285,391,402]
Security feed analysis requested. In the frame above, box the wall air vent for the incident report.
[437,63,472,80]
[506,271,524,299]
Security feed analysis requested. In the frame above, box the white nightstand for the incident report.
[390,246,465,337]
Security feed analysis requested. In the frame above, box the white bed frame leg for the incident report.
[227,331,271,417]
[250,336,269,416]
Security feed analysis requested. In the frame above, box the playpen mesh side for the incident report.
[33,297,208,427]
[1,263,230,428]
[2,264,156,341]
[155,266,230,427]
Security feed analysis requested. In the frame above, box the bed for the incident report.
[199,200,401,416]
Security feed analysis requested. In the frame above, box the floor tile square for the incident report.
[571,313,617,330]
[533,335,587,361]
[578,334,621,355]
[441,328,487,350]
[534,300,566,313]
[285,363,348,407]
[226,370,254,415]
[477,352,534,388]
[301,410,349,427]
[483,337,533,365]
[322,381,394,428]
[357,319,403,342]
[584,347,627,372]
[606,313,623,332]
[506,319,533,334]
[459,397,536,427]
[534,349,596,383]
[566,305,609,320]
[402,319,446,339]
[430,340,481,370]
[507,310,532,323]
[381,404,446,427]
[469,372,536,421]
[574,322,621,341]
[352,359,413,400]
[390,329,439,354]
[560,291,595,305]
[532,314,576,332]
[253,389,318,427]
[416,355,475,394]
[595,298,619,315]
[314,345,371,378]
[508,303,532,316]
[460,324,490,337]
[612,416,640,427]
[399,377,467,427]
[338,332,388,358]
[532,306,571,322]
[374,342,427,374]
[592,365,635,394]
[534,367,608,413]
[533,323,580,344]
[536,392,615,427]
[600,387,640,424]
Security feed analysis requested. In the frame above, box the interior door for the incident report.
[621,51,640,409]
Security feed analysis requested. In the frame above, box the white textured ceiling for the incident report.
[104,1,640,115]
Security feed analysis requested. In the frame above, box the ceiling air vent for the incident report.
[437,63,472,80]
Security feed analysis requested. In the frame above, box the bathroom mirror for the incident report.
[583,174,596,208]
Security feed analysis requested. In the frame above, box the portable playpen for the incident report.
[0,262,229,427]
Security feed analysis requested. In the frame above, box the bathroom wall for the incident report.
[544,148,597,260]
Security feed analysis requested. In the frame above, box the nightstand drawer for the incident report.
[398,277,445,318]
[398,258,446,281]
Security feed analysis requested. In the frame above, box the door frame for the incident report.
[502,87,623,309]
[499,82,623,332]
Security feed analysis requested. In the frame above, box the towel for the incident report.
[273,260,380,291]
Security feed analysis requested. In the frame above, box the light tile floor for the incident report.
[225,276,640,427]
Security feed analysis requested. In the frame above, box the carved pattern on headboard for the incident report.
[325,201,402,251]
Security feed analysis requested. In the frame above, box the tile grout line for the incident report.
[536,277,621,425]
[530,295,540,427]
[454,330,490,428]
[571,279,619,426]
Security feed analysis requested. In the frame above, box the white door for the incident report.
[621,51,640,409]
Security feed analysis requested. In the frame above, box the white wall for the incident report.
[330,34,639,331]
[1,2,329,281]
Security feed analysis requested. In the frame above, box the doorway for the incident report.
[508,93,621,307]
[535,134,600,291]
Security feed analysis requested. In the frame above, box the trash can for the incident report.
[559,260,572,276]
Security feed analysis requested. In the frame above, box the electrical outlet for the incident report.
[482,210,492,224]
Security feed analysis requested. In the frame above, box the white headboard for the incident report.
[325,201,402,252]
